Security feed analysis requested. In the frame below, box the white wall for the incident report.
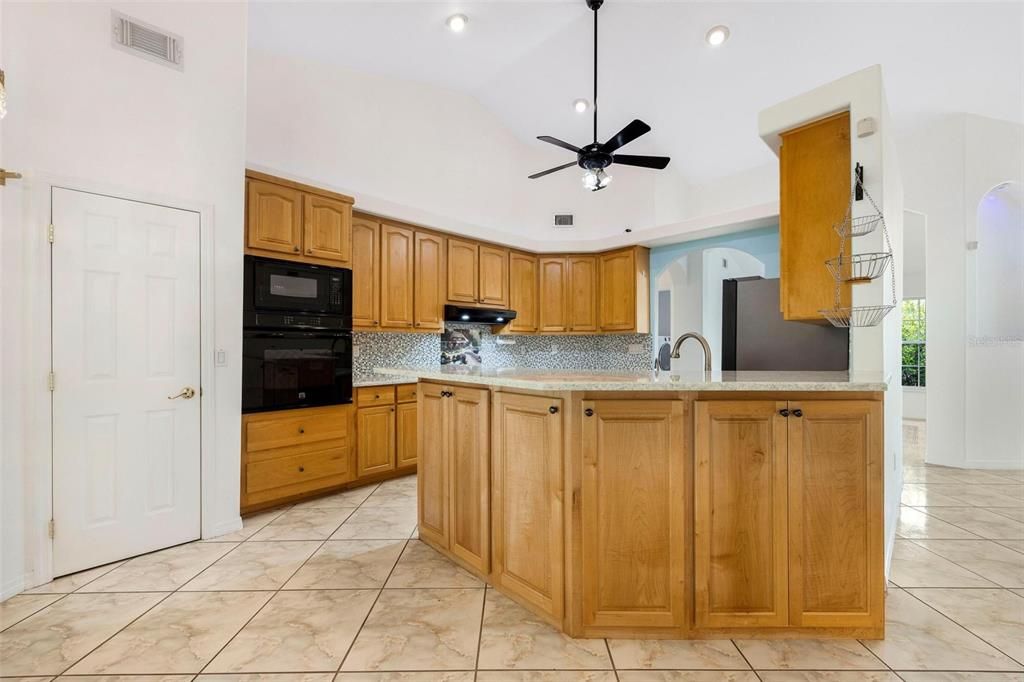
[903,210,927,421]
[1,1,248,597]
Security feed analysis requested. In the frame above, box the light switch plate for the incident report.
[627,343,644,354]
[353,345,361,358]
[214,348,227,366]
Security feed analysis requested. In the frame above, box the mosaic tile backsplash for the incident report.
[353,324,653,382]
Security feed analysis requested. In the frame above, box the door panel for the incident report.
[694,400,789,628]
[538,257,568,333]
[52,188,201,576]
[396,401,418,468]
[788,400,883,628]
[568,255,598,332]
[598,248,636,331]
[580,399,686,629]
[507,252,538,333]
[417,384,449,547]
[303,194,351,264]
[448,385,490,573]
[351,217,380,328]
[247,179,302,255]
[414,231,445,331]
[478,244,509,307]
[380,224,414,329]
[447,238,478,303]
[357,405,396,477]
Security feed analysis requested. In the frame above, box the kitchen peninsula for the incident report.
[378,366,887,640]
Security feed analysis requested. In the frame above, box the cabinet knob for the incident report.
[298,465,305,472]
[792,409,803,418]
[584,408,594,417]
[549,406,559,414]
[306,248,313,254]
[374,394,380,399]
[779,409,790,417]
[390,407,395,412]
[293,246,300,252]
[298,427,306,433]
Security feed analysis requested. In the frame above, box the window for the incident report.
[902,299,926,387]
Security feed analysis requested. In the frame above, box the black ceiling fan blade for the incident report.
[537,136,582,153]
[528,161,578,180]
[612,154,671,170]
[600,119,651,153]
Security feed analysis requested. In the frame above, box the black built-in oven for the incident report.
[242,256,353,413]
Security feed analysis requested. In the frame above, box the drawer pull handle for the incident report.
[792,409,803,418]
[298,466,305,472]
[584,408,594,417]
[549,406,559,414]
[779,409,790,417]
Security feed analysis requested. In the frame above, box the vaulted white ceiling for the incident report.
[250,1,1022,190]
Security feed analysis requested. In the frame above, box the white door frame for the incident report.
[21,173,219,585]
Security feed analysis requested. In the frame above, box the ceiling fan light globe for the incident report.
[705,25,730,46]
[446,14,468,32]
[573,98,589,113]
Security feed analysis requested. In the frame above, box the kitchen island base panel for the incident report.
[415,378,886,641]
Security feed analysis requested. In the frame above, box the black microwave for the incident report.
[244,255,352,330]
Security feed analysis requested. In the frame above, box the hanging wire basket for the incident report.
[825,252,893,283]
[834,213,884,239]
[819,304,896,328]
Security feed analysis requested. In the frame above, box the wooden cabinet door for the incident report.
[351,217,380,328]
[568,255,598,332]
[246,179,303,255]
[448,385,490,574]
[303,194,352,264]
[538,257,568,333]
[356,404,396,478]
[380,224,415,329]
[779,111,851,321]
[395,401,418,468]
[492,392,564,623]
[598,248,636,331]
[447,238,479,303]
[694,400,789,628]
[414,232,445,331]
[788,400,883,629]
[478,245,509,307]
[580,400,686,629]
[507,252,538,333]
[418,383,449,547]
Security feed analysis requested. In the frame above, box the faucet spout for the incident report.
[669,332,712,373]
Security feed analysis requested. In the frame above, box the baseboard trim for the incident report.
[1,573,28,602]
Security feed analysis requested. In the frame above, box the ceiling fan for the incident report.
[528,0,670,191]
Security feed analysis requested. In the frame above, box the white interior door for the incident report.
[51,188,201,576]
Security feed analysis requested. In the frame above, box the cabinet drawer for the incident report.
[357,386,396,407]
[396,383,418,403]
[246,445,352,495]
[245,407,350,452]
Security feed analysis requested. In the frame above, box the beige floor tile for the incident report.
[913,539,1024,588]
[755,674,900,682]
[897,506,980,539]
[988,470,1024,483]
[616,673,758,682]
[337,674,476,681]
[250,508,355,541]
[331,507,418,540]
[477,590,611,670]
[284,540,405,589]
[385,540,484,589]
[0,677,52,682]
[914,507,1024,539]
[0,592,165,676]
[293,484,379,509]
[476,673,618,682]
[898,673,1024,681]
[342,587,484,671]
[361,487,417,509]
[202,508,289,542]
[889,539,998,587]
[182,541,321,591]
[908,588,1024,662]
[79,542,237,592]
[902,484,972,507]
[608,639,747,670]
[996,539,1024,553]
[903,467,976,485]
[949,471,1024,485]
[197,675,334,682]
[67,591,270,674]
[989,507,1024,523]
[733,639,883,670]
[60,676,194,681]
[22,560,126,594]
[927,485,1024,507]
[0,594,61,631]
[864,589,1022,671]
[207,589,377,672]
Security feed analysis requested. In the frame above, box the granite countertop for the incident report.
[353,374,419,388]
[374,366,889,392]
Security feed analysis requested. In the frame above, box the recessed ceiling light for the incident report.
[446,14,468,33]
[705,25,730,47]
[573,98,590,113]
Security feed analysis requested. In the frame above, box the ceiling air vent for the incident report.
[112,11,183,71]
[552,213,574,229]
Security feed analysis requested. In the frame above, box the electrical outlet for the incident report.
[550,344,559,354]
[627,343,644,354]
[353,345,361,358]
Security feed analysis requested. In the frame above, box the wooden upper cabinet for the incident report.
[507,252,539,333]
[598,247,650,333]
[538,257,568,333]
[447,238,479,304]
[246,179,303,256]
[568,255,598,333]
[478,245,509,307]
[303,194,352,264]
[694,400,789,628]
[351,216,381,329]
[779,111,851,321]
[580,399,687,629]
[414,232,445,331]
[491,392,564,624]
[380,224,415,329]
[788,400,883,630]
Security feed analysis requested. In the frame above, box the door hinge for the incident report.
[48,519,55,539]
[47,372,55,391]
[47,223,55,243]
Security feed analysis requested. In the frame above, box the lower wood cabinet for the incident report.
[355,385,418,478]
[418,381,490,574]
[579,399,687,630]
[356,404,396,478]
[491,392,564,623]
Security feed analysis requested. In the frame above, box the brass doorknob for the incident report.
[168,387,196,400]
[0,169,23,187]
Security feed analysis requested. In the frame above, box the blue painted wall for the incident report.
[649,225,780,281]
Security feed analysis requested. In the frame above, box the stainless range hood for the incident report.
[444,304,517,325]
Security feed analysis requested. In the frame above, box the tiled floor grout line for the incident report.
[857,630,898,672]
[472,584,489,680]
[730,638,759,676]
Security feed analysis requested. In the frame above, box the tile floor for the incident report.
[2,420,1023,680]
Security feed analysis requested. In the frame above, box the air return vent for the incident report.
[552,213,574,229]
[111,11,183,70]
